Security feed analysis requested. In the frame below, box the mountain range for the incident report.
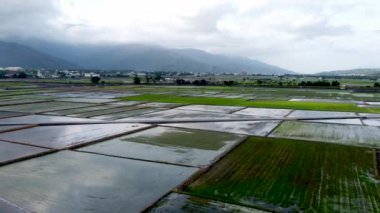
[0,40,294,74]
[0,41,75,69]
[317,68,380,76]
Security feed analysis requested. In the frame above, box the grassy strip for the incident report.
[184,136,379,212]
[120,94,380,113]
[239,100,380,113]
[0,82,36,87]
[120,94,247,106]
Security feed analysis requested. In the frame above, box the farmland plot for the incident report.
[185,137,380,212]
[0,115,99,124]
[175,105,244,113]
[163,121,280,136]
[0,111,26,119]
[0,125,30,133]
[149,193,267,213]
[79,127,244,167]
[0,98,47,106]
[67,105,147,118]
[42,104,124,116]
[3,94,55,100]
[0,102,95,113]
[43,92,128,99]
[289,98,364,104]
[359,113,380,126]
[107,101,144,106]
[125,109,247,121]
[366,102,380,105]
[0,140,49,165]
[136,102,182,108]
[0,89,41,97]
[0,151,197,213]
[94,108,163,120]
[55,97,117,103]
[233,107,292,118]
[0,197,31,213]
[270,121,380,147]
[287,110,362,125]
[0,123,150,149]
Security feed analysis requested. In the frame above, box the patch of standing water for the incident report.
[0,151,197,212]
[79,126,245,167]
[0,123,150,149]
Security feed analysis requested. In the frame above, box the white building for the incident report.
[5,67,24,72]
[84,72,100,78]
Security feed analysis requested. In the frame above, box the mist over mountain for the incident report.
[2,40,294,74]
[0,41,76,69]
[317,68,380,76]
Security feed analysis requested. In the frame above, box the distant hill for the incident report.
[317,68,380,76]
[0,41,76,69]
[23,41,295,74]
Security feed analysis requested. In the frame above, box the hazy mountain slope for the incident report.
[21,40,295,74]
[0,41,76,69]
[65,45,212,72]
[317,68,380,76]
[175,48,293,74]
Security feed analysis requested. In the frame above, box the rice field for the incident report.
[185,137,380,212]
[128,109,244,120]
[233,107,292,118]
[0,111,26,119]
[164,121,280,136]
[0,101,95,113]
[270,121,380,147]
[0,141,49,165]
[0,83,380,212]
[0,151,197,212]
[0,123,149,149]
[175,105,244,113]
[287,110,362,125]
[79,126,245,167]
[0,114,99,123]
[150,193,267,212]
[121,94,380,113]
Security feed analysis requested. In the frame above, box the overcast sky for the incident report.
[1,0,380,73]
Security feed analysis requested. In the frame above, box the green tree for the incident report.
[91,76,101,84]
[133,76,141,84]
[331,80,340,87]
[0,71,6,78]
[16,72,27,78]
[154,72,162,82]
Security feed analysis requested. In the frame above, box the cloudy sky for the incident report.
[1,0,380,73]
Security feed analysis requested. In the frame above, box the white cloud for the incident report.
[0,0,380,73]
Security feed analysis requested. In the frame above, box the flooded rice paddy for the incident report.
[287,110,362,125]
[0,151,196,213]
[79,127,245,167]
[271,121,380,147]
[175,105,244,113]
[0,123,149,149]
[233,107,292,118]
[0,114,100,123]
[0,85,379,212]
[150,193,267,213]
[0,101,95,113]
[0,140,49,165]
[164,121,281,136]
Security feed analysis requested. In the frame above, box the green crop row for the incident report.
[185,136,380,212]
[120,94,380,113]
